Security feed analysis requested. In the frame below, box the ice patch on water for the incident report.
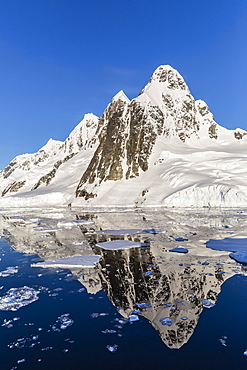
[160,318,173,326]
[8,335,40,349]
[57,220,94,228]
[102,329,117,334]
[0,286,40,311]
[51,313,74,331]
[2,317,20,328]
[0,266,18,277]
[32,255,101,269]
[128,314,139,322]
[91,312,109,318]
[96,240,146,250]
[229,251,247,264]
[95,229,143,235]
[169,247,188,253]
[106,344,118,353]
[202,299,214,308]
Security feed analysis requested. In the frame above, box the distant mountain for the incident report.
[1,65,247,207]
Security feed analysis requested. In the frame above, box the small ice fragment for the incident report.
[136,302,151,309]
[102,329,117,334]
[128,314,139,322]
[17,359,25,364]
[203,300,214,308]
[0,286,40,311]
[62,349,69,353]
[243,349,247,356]
[169,247,188,253]
[160,318,172,326]
[132,309,141,314]
[106,344,118,353]
[164,303,171,308]
[142,271,153,277]
[97,240,146,250]
[219,338,227,346]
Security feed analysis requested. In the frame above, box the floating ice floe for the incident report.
[31,255,101,269]
[128,314,139,322]
[142,271,153,276]
[169,248,189,253]
[106,344,118,353]
[51,313,74,331]
[34,226,60,232]
[0,266,18,277]
[0,286,40,311]
[95,228,143,235]
[206,238,247,253]
[160,318,173,326]
[202,299,214,308]
[142,228,166,234]
[57,220,94,228]
[229,251,247,264]
[96,240,146,250]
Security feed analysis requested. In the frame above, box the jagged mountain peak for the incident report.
[39,138,64,154]
[112,90,130,103]
[1,65,247,208]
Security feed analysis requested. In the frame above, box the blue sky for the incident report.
[0,0,246,169]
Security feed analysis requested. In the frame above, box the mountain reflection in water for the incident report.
[0,207,246,350]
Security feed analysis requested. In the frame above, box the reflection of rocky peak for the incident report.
[93,245,235,349]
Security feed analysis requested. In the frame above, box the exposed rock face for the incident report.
[75,65,232,198]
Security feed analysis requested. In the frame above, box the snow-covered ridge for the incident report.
[1,65,247,207]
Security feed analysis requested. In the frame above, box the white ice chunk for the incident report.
[31,255,101,269]
[0,286,40,311]
[95,229,143,235]
[57,220,94,228]
[96,240,146,250]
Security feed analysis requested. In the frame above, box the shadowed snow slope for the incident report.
[1,65,247,207]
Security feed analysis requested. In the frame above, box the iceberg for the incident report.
[96,240,146,250]
[31,255,101,269]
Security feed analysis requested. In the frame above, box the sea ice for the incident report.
[202,300,214,308]
[51,313,74,331]
[57,220,94,228]
[136,302,151,309]
[0,286,40,311]
[142,271,153,276]
[128,314,139,322]
[95,229,143,235]
[229,251,247,264]
[142,228,166,234]
[0,266,18,277]
[160,318,172,326]
[31,255,101,269]
[96,240,146,250]
[102,329,117,334]
[206,238,247,253]
[169,248,188,253]
[106,344,118,353]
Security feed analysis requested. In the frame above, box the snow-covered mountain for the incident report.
[1,65,247,207]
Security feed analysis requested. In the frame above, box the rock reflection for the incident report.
[0,207,246,349]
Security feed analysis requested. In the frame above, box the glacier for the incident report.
[1,65,247,208]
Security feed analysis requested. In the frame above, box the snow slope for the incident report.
[1,65,247,207]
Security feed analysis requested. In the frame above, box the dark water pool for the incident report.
[1,237,247,370]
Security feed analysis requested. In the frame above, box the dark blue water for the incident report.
[1,238,247,370]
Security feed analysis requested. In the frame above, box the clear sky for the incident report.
[0,0,246,169]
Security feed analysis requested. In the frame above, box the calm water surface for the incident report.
[0,208,247,369]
